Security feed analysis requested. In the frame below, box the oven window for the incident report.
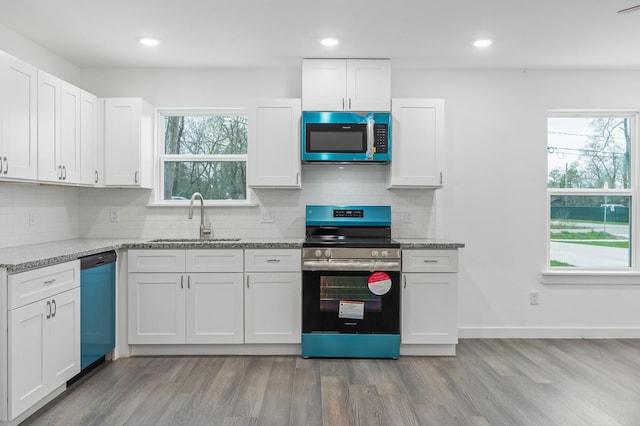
[319,276,382,312]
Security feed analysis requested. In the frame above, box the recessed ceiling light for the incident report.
[473,39,492,48]
[320,38,339,47]
[139,37,160,47]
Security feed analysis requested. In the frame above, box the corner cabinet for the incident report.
[79,90,100,186]
[128,250,244,344]
[0,51,38,181]
[401,249,458,356]
[387,98,445,188]
[6,261,80,421]
[103,98,153,188]
[302,59,390,111]
[244,250,302,343]
[247,99,301,188]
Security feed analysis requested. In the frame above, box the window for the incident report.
[158,109,248,203]
[547,114,635,269]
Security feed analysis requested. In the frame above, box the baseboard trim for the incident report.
[459,327,640,339]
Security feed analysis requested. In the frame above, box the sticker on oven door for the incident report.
[339,300,365,320]
[368,272,392,295]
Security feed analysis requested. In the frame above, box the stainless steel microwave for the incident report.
[301,111,391,163]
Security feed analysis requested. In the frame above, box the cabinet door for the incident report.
[104,98,141,186]
[247,99,301,188]
[185,273,243,344]
[301,59,347,111]
[37,70,61,183]
[346,59,391,112]
[80,90,98,185]
[8,299,49,419]
[48,288,80,387]
[388,98,445,188]
[244,272,301,344]
[59,81,81,183]
[401,273,458,344]
[0,51,37,180]
[128,273,186,344]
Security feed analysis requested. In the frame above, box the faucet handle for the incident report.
[200,223,213,239]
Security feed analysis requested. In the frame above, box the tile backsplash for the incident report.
[1,164,436,248]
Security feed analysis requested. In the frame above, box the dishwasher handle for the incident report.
[80,250,117,270]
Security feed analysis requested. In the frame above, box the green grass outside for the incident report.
[551,230,619,240]
[550,260,574,267]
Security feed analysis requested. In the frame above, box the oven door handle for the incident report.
[302,260,401,271]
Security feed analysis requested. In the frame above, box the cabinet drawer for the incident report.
[128,250,186,273]
[402,250,458,273]
[185,250,243,272]
[244,249,301,272]
[8,260,80,310]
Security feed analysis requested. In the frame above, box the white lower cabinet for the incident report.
[6,261,80,421]
[127,248,302,347]
[128,250,244,344]
[401,250,458,349]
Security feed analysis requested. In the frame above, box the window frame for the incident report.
[544,110,640,283]
[152,107,254,207]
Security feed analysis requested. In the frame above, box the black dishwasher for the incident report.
[78,251,117,372]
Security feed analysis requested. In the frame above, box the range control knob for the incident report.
[314,249,323,258]
[381,250,389,257]
[371,250,379,257]
[324,249,332,258]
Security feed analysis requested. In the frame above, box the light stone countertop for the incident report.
[1,237,464,273]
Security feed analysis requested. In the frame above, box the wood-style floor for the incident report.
[23,339,640,425]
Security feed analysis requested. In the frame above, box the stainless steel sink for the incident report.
[149,238,241,243]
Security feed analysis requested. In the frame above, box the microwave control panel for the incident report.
[374,124,388,153]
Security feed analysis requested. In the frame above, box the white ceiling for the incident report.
[1,0,640,70]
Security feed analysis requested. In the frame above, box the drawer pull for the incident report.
[51,299,56,317]
[423,259,438,264]
[44,279,57,285]
[266,259,281,263]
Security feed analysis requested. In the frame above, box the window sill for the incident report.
[147,199,258,208]
[541,270,640,285]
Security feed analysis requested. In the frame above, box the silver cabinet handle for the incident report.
[246,275,250,288]
[180,275,184,289]
[342,98,345,110]
[187,275,191,289]
[95,170,99,184]
[266,259,281,263]
[440,172,443,185]
[423,259,438,264]
[63,165,67,180]
[0,156,3,174]
[296,172,299,185]
[51,299,56,317]
[348,98,351,110]
[403,275,407,289]
[46,301,52,319]
[3,157,7,174]
[44,278,56,285]
[58,165,63,180]
[134,171,138,184]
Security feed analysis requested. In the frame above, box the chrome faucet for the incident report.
[188,192,212,239]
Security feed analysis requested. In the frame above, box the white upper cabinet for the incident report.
[248,98,301,188]
[37,70,81,184]
[0,51,37,181]
[80,90,100,186]
[103,98,153,188]
[302,59,390,111]
[387,98,445,188]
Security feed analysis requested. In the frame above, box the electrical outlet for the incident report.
[28,209,36,226]
[109,208,120,223]
[404,211,413,223]
[261,209,274,223]
[530,290,539,305]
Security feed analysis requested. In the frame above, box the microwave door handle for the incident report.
[366,116,374,160]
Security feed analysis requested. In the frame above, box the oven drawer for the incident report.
[402,249,458,273]
[244,249,301,272]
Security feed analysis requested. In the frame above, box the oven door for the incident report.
[302,269,400,334]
